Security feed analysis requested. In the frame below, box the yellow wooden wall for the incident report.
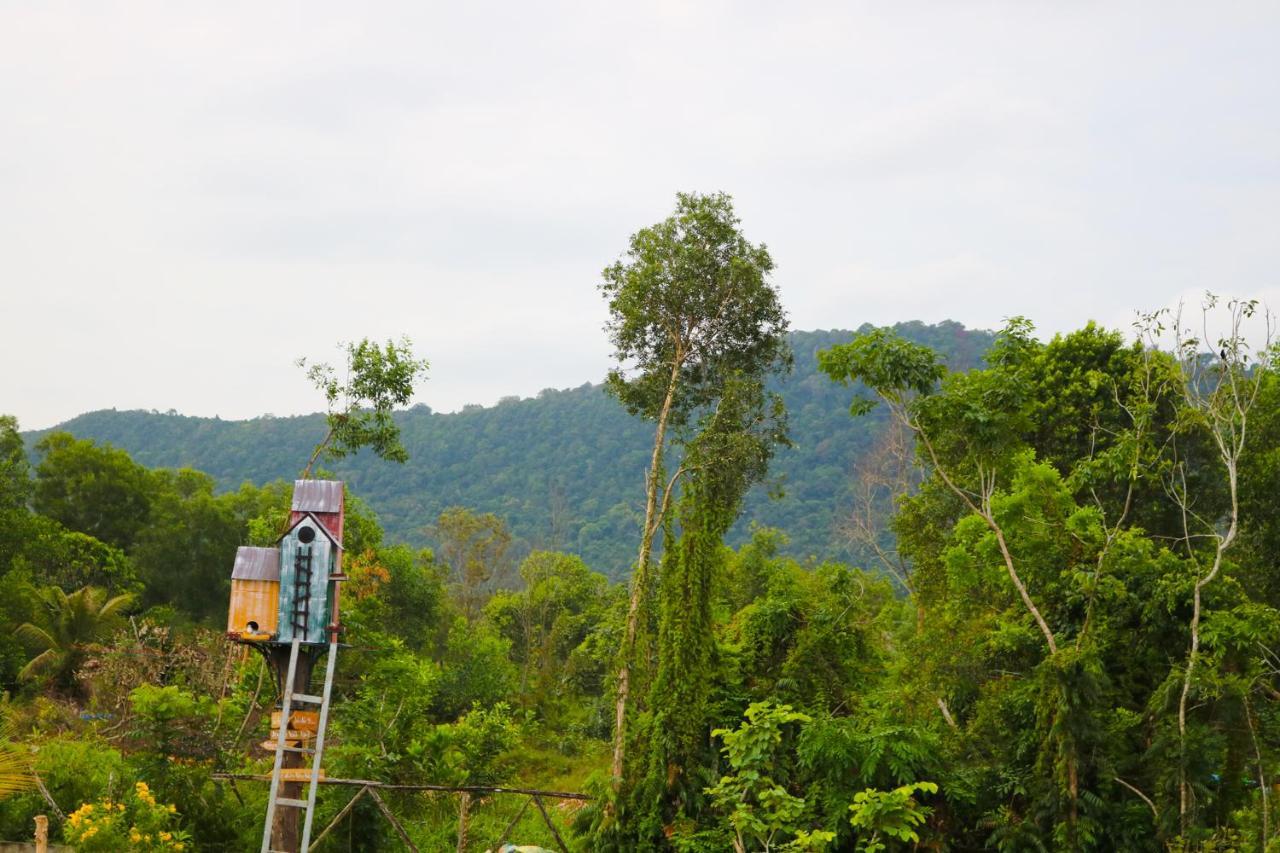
[227,579,280,634]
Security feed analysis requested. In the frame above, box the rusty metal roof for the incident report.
[291,479,343,513]
[231,547,280,582]
[282,512,343,549]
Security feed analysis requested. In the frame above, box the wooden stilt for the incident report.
[368,789,420,852]
[495,796,533,849]
[306,785,369,852]
[532,795,570,853]
[455,791,471,853]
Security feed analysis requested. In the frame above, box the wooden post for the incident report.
[368,789,419,852]
[32,775,64,822]
[456,791,471,853]
[34,815,48,853]
[532,795,570,853]
[495,796,533,849]
[307,786,369,852]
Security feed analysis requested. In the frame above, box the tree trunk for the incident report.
[1178,462,1238,831]
[611,359,681,782]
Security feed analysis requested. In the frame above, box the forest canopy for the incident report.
[1,298,1276,850]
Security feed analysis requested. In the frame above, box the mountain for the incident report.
[25,323,993,577]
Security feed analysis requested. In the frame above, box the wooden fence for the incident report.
[214,773,589,852]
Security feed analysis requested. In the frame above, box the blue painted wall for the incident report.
[277,518,336,644]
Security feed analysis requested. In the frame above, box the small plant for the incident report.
[847,781,938,852]
[64,780,190,851]
[706,701,835,852]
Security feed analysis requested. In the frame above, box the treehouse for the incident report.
[226,479,346,645]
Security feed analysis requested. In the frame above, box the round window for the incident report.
[298,525,316,544]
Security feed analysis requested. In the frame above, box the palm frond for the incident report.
[97,592,136,622]
[17,649,58,682]
[13,623,56,653]
[0,722,32,798]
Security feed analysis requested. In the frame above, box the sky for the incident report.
[2,2,1278,430]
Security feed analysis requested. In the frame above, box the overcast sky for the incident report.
[3,2,1277,430]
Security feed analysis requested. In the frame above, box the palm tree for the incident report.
[15,586,134,692]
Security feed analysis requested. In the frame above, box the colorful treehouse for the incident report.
[227,479,346,646]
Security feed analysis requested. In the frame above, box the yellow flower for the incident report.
[160,831,172,841]
[174,845,185,851]
[168,803,177,813]
[130,831,142,842]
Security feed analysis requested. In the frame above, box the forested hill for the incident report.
[28,323,992,576]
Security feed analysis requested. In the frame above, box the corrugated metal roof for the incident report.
[291,479,343,513]
[231,547,280,581]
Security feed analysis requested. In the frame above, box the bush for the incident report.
[64,780,191,851]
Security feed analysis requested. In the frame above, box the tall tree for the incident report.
[1157,296,1275,830]
[33,433,155,551]
[600,191,791,782]
[130,468,242,620]
[433,506,514,622]
[0,415,30,512]
[638,375,787,840]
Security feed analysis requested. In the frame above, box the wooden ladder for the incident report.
[261,638,338,853]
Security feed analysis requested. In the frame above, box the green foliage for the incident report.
[343,544,446,652]
[127,684,217,757]
[22,325,995,573]
[436,505,514,621]
[0,736,130,841]
[847,781,938,852]
[817,327,944,415]
[486,550,615,725]
[705,701,830,852]
[432,617,518,720]
[634,372,794,834]
[130,468,241,619]
[0,722,33,799]
[4,308,1276,850]
[64,780,191,851]
[331,642,444,781]
[0,415,30,511]
[34,432,155,550]
[449,702,522,786]
[10,516,139,594]
[299,336,429,474]
[600,191,791,427]
[16,585,134,691]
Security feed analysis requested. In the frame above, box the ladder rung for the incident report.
[276,797,309,809]
[292,693,324,704]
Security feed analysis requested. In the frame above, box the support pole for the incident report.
[532,794,570,853]
[368,789,420,853]
[495,796,533,849]
[307,786,369,852]
[456,791,471,853]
